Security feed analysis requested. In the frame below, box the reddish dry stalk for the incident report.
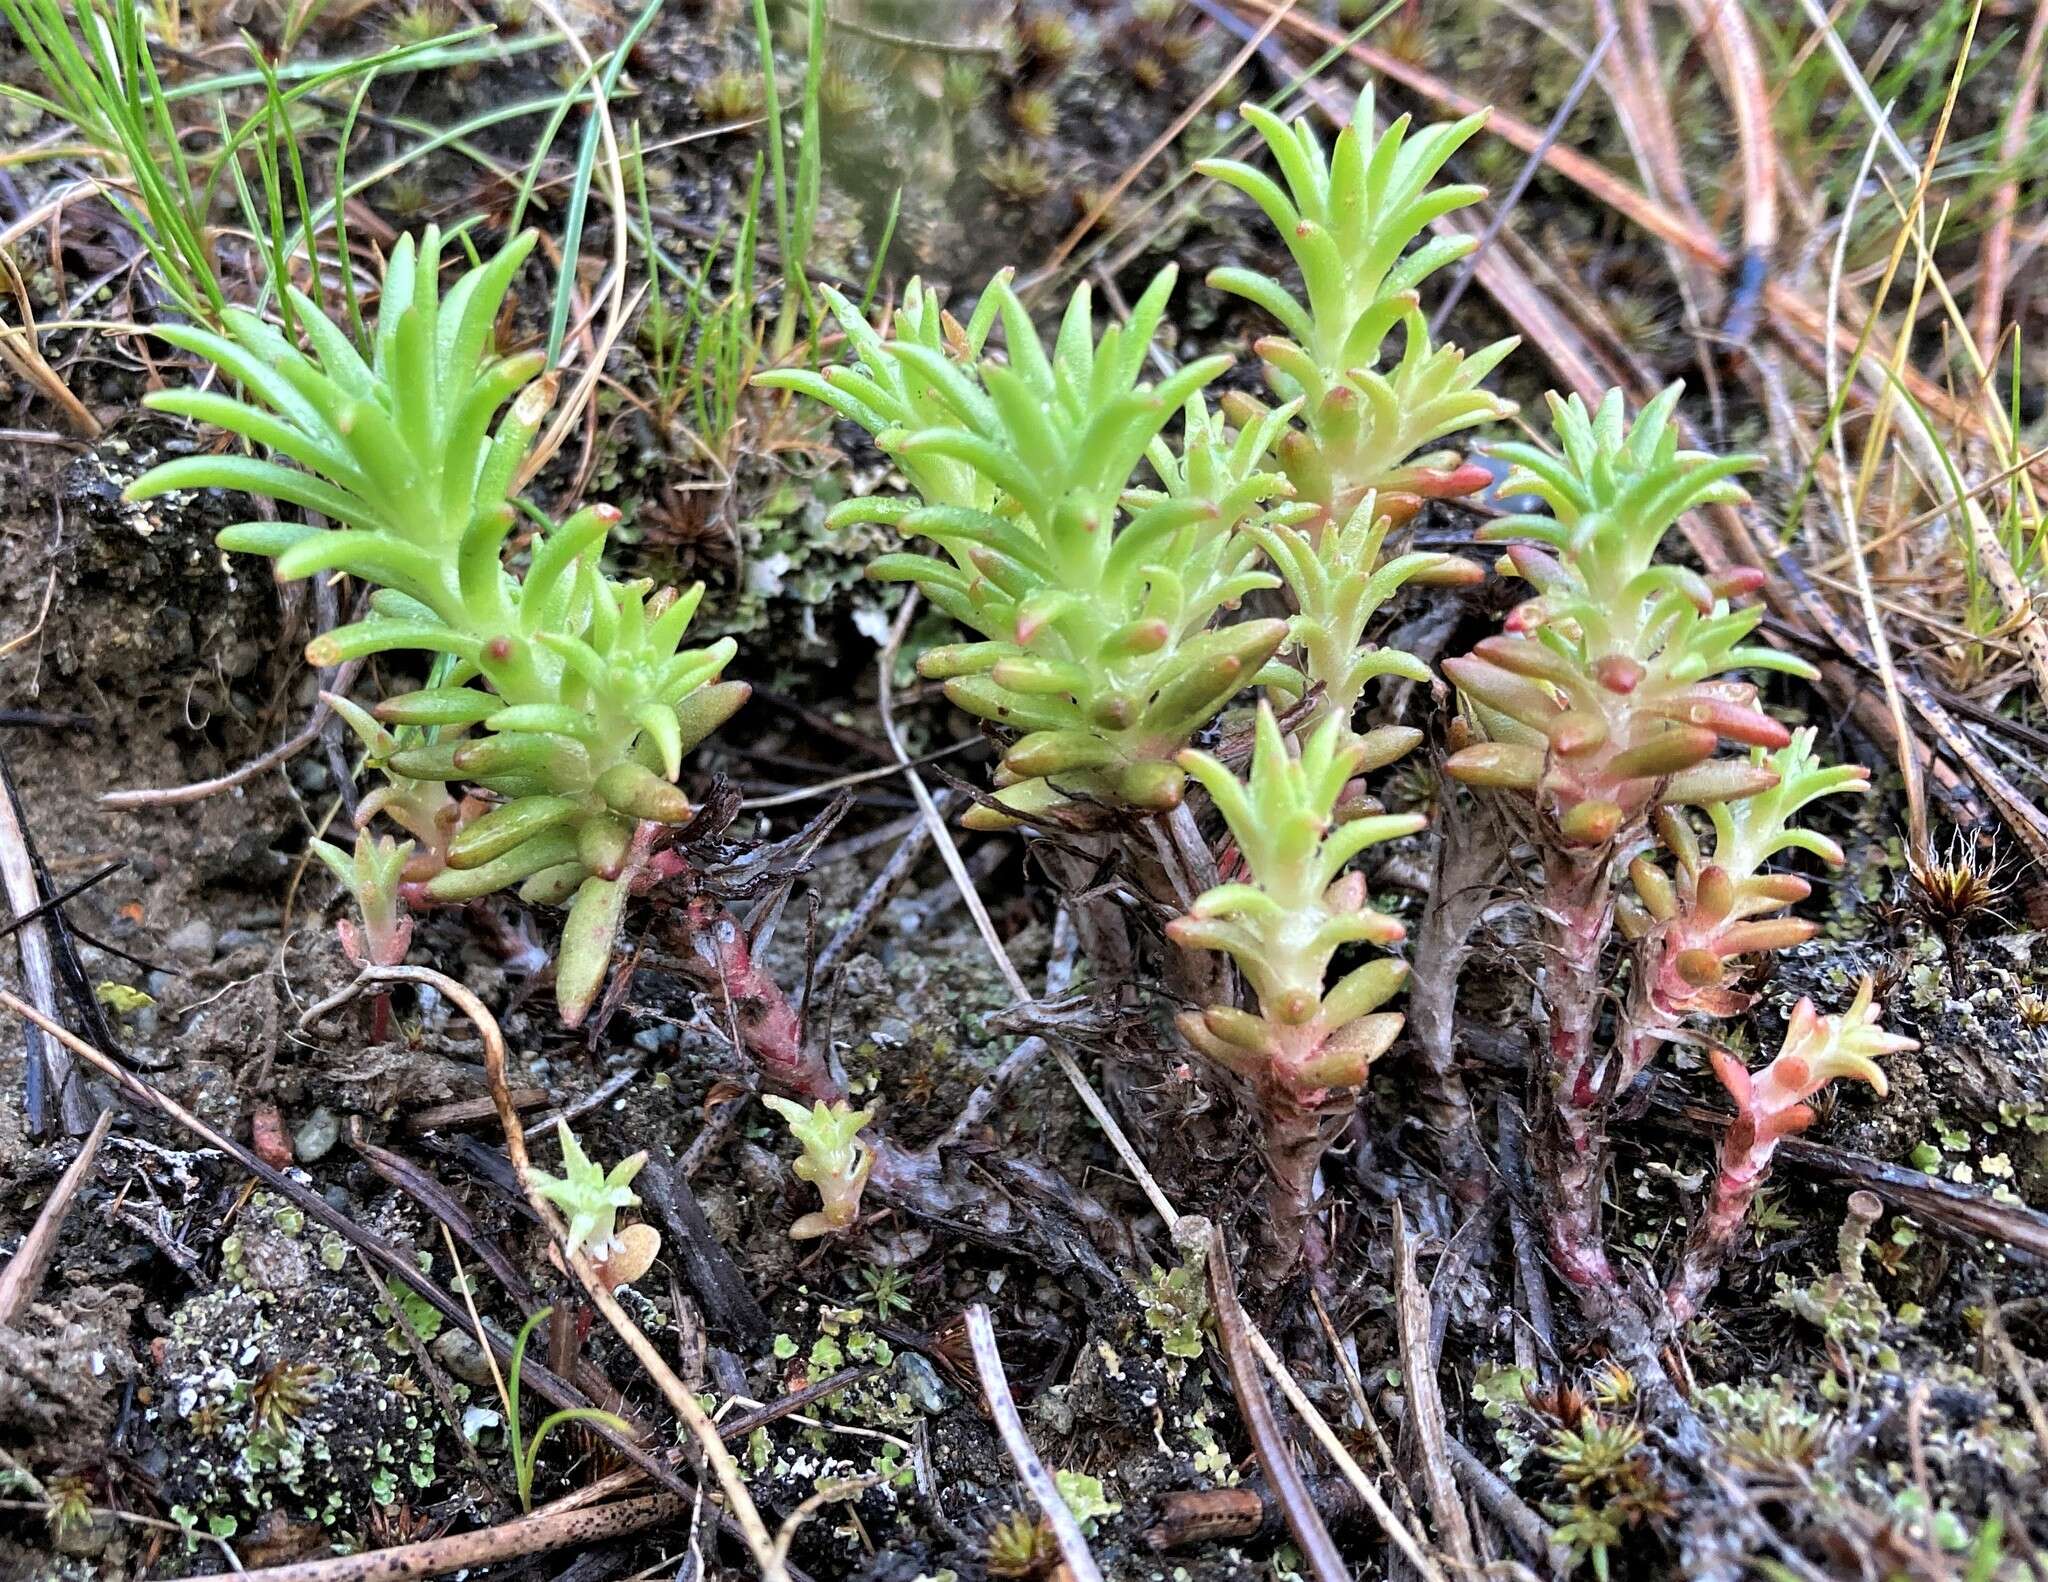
[1534,846,1621,1293]
[665,895,840,1103]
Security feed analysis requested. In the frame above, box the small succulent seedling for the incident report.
[762,1095,876,1239]
[1666,978,1911,1320]
[1620,730,1868,1066]
[1199,87,1517,530]
[125,226,749,1024]
[1170,704,1421,1268]
[310,833,415,970]
[529,1121,647,1264]
[761,270,1287,827]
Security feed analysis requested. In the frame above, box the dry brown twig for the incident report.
[0,1107,112,1324]
[965,1302,1107,1582]
[1389,1201,1477,1571]
[1202,1223,1351,1582]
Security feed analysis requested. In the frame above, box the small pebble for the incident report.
[293,1107,340,1164]
[164,918,216,964]
[249,1103,292,1169]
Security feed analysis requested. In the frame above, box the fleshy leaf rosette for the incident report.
[1170,705,1422,1103]
[762,270,1288,827]
[1198,87,1517,529]
[1622,728,1869,1023]
[1667,977,1911,1319]
[1444,384,1815,844]
[530,1121,647,1264]
[762,1096,876,1239]
[124,226,749,1024]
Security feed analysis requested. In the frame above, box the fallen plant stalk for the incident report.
[166,1493,684,1582]
[356,963,789,1582]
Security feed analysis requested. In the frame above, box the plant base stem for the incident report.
[1533,848,1619,1296]
[663,896,840,1103]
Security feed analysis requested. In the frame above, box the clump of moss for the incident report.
[151,1194,450,1544]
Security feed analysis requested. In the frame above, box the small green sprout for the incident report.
[528,1121,646,1264]
[310,832,415,969]
[762,1096,876,1239]
[1199,87,1516,529]
[505,1306,631,1511]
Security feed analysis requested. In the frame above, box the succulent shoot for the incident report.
[1250,490,1481,749]
[124,226,749,1025]
[1444,385,1811,845]
[1198,87,1516,529]
[1442,383,1815,1296]
[530,1121,647,1265]
[1666,978,1911,1320]
[1622,729,1869,1034]
[759,270,1287,828]
[310,833,414,969]
[762,1096,876,1239]
[1169,704,1422,1268]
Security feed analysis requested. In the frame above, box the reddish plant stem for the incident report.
[1664,1166,1755,1324]
[1258,1087,1344,1286]
[662,895,841,1104]
[1534,847,1619,1294]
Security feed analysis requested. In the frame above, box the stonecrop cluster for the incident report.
[130,82,1910,1296]
[128,226,747,1024]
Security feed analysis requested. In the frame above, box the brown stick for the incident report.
[168,1493,683,1582]
[1204,1225,1351,1582]
[1972,0,2048,362]
[965,1303,1106,1582]
[0,1108,112,1324]
[1390,1202,1478,1570]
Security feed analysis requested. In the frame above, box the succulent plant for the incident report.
[1169,704,1422,1268]
[1621,729,1869,1035]
[1249,489,1480,749]
[1442,383,1820,1296]
[310,832,414,970]
[124,226,749,1024]
[529,1120,647,1264]
[760,269,1289,828]
[1666,977,1910,1320]
[1443,385,1811,845]
[1198,87,1517,530]
[762,1095,876,1239]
